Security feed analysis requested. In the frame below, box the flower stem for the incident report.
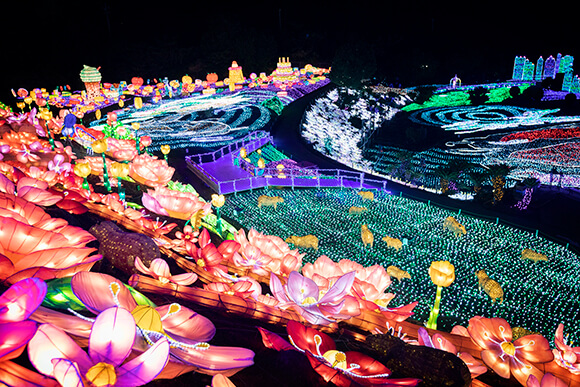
[426,285,443,329]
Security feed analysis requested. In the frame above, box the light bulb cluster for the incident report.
[220,186,580,344]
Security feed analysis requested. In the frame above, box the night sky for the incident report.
[1,1,578,103]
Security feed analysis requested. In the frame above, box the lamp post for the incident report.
[73,161,92,191]
[91,139,111,192]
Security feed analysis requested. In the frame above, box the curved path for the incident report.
[268,83,580,252]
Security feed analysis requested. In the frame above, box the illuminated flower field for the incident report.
[221,187,580,342]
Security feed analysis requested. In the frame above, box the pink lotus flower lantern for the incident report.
[270,270,358,325]
[0,194,101,283]
[135,257,198,286]
[129,153,174,187]
[72,272,254,376]
[142,186,211,220]
[28,307,170,386]
[259,320,421,386]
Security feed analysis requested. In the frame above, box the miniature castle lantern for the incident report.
[80,65,102,101]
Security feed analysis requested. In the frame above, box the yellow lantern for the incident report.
[110,162,130,178]
[73,162,92,178]
[91,139,108,154]
[257,158,265,169]
[24,96,33,106]
[160,144,171,155]
[134,97,143,109]
[131,122,140,131]
[239,147,247,158]
[182,75,193,85]
[74,161,92,190]
[428,261,455,287]
[95,109,102,120]
[211,194,225,208]
[118,99,124,108]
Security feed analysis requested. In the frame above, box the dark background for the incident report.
[1,0,578,105]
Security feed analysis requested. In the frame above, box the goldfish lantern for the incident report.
[95,109,102,120]
[134,97,143,109]
[426,260,455,329]
[74,161,92,190]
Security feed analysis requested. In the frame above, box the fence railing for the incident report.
[212,168,389,195]
[186,130,272,164]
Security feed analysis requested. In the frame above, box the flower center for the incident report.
[323,350,347,369]
[196,259,206,268]
[131,305,164,334]
[85,362,116,387]
[501,341,516,356]
[301,296,317,306]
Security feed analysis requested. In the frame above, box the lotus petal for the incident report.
[0,173,15,195]
[89,307,136,367]
[12,247,98,273]
[287,320,335,354]
[0,277,47,323]
[286,271,320,303]
[171,344,254,376]
[212,374,236,387]
[0,321,38,362]
[0,192,52,225]
[515,334,553,363]
[28,323,92,377]
[71,272,138,314]
[116,337,170,386]
[480,348,510,379]
[156,304,215,343]
[257,327,294,352]
[17,185,62,206]
[51,358,84,387]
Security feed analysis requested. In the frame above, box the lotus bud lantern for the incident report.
[91,139,112,192]
[111,162,130,201]
[211,194,226,236]
[74,161,92,190]
[426,260,455,329]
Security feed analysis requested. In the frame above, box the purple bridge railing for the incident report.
[185,131,389,195]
